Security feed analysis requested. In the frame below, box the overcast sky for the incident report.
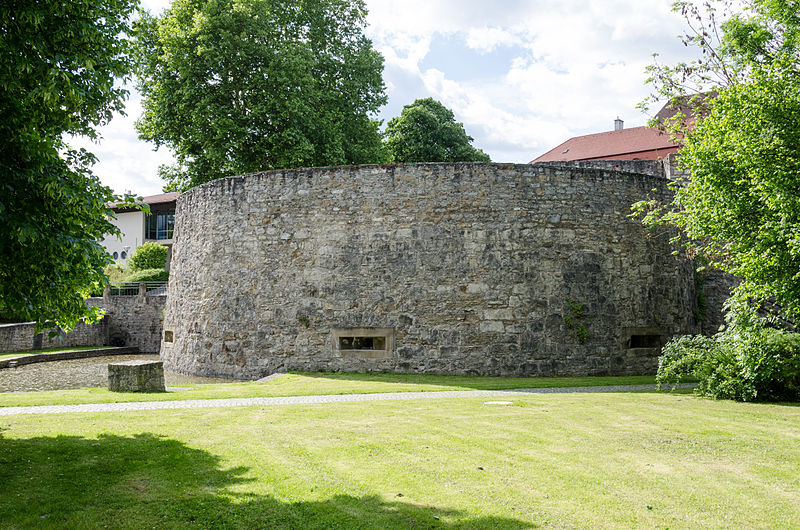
[75,0,699,196]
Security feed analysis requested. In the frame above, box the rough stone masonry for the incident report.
[162,162,720,379]
[108,360,166,392]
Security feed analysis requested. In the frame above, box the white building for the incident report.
[101,192,180,267]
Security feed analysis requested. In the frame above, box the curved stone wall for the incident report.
[161,163,699,378]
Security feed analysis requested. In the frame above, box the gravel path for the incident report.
[0,383,695,416]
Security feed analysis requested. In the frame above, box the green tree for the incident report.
[127,242,169,272]
[0,0,139,331]
[134,0,388,191]
[636,0,800,321]
[642,0,800,117]
[383,98,491,163]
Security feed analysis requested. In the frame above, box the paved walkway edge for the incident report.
[0,383,697,416]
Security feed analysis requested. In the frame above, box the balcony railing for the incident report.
[109,281,168,296]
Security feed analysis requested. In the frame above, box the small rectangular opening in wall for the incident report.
[629,334,661,348]
[332,327,394,359]
[339,336,386,350]
[164,330,174,343]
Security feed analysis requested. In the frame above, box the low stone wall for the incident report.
[0,285,165,354]
[86,287,166,353]
[0,346,139,368]
[0,320,107,354]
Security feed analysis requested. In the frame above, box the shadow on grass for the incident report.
[0,432,535,529]
[292,371,657,391]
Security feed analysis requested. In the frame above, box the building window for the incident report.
[112,251,119,260]
[120,251,127,260]
[146,212,175,240]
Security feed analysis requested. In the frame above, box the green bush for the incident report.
[103,263,128,283]
[127,242,168,271]
[124,268,169,283]
[657,327,800,402]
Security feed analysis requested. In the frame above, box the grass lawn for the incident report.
[0,392,797,528]
[0,346,110,361]
[0,372,659,407]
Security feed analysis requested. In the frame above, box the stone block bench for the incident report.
[108,360,166,392]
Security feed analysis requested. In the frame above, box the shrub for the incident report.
[127,242,168,271]
[657,327,800,402]
[103,263,128,283]
[125,268,169,283]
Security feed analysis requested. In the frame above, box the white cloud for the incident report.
[419,68,570,162]
[367,0,534,37]
[465,27,522,53]
[376,36,432,75]
[366,0,698,162]
[71,96,172,196]
[140,0,170,14]
[79,0,704,190]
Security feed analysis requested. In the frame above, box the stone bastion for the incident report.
[161,162,704,379]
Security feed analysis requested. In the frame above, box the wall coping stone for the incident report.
[0,346,140,369]
[176,161,670,204]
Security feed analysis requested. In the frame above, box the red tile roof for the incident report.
[531,126,680,163]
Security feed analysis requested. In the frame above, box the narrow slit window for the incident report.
[332,327,394,359]
[629,334,660,348]
[164,330,174,343]
[339,336,386,350]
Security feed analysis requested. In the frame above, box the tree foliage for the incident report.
[383,98,491,163]
[636,0,800,320]
[127,242,168,272]
[125,268,169,283]
[0,0,139,331]
[642,0,800,116]
[134,0,389,191]
[657,323,800,402]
